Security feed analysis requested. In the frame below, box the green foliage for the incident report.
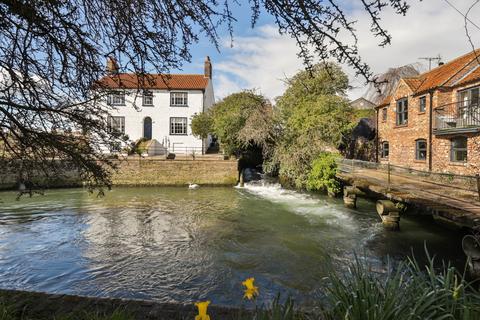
[323,249,480,320]
[251,296,305,320]
[191,112,213,139]
[306,153,340,195]
[275,63,349,119]
[269,63,355,188]
[209,91,273,156]
[352,108,375,121]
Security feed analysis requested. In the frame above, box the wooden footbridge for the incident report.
[337,159,480,231]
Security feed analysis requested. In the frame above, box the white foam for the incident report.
[239,180,356,229]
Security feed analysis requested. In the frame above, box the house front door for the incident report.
[143,117,152,140]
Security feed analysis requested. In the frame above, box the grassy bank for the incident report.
[2,251,479,320]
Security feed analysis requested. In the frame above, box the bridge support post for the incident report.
[343,186,358,209]
[376,200,400,231]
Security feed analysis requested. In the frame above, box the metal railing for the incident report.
[434,100,480,132]
[338,158,480,198]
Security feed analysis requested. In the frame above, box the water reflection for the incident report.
[0,185,467,305]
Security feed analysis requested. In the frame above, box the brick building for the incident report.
[376,50,480,175]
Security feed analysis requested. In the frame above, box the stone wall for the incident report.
[0,289,249,320]
[112,159,238,186]
[0,159,239,190]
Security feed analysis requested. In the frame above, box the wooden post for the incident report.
[477,174,480,201]
[351,158,354,174]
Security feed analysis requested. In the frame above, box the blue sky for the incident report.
[172,1,480,102]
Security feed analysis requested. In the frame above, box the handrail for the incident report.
[433,99,480,131]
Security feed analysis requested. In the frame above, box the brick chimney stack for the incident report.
[106,56,119,74]
[204,56,212,79]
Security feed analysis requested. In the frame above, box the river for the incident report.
[0,182,465,306]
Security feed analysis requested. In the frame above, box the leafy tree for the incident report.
[268,63,354,188]
[0,0,414,190]
[209,91,272,156]
[191,112,213,140]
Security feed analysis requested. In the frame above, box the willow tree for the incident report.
[0,0,413,190]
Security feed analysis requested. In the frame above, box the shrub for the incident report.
[306,153,340,195]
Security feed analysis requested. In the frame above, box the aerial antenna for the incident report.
[419,55,442,71]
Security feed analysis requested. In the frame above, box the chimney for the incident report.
[204,56,212,79]
[106,56,119,74]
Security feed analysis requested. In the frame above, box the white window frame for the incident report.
[142,90,153,106]
[107,116,125,134]
[107,92,125,106]
[170,92,188,107]
[170,117,188,135]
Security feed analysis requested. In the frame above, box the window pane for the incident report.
[170,117,187,134]
[416,140,427,160]
[471,88,479,106]
[452,137,467,148]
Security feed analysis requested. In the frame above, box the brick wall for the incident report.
[377,80,431,171]
[377,79,480,176]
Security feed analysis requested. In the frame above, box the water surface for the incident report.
[0,183,465,305]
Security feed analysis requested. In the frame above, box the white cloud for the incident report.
[213,0,480,102]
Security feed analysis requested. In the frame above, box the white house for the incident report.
[98,57,215,155]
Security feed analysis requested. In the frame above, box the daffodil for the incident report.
[452,275,462,300]
[242,277,259,300]
[195,301,210,320]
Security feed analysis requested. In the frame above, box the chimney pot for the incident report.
[106,56,119,74]
[438,61,445,66]
[204,56,212,79]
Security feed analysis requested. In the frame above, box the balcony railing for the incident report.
[434,100,480,134]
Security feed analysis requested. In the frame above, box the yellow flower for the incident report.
[194,301,210,320]
[242,277,259,300]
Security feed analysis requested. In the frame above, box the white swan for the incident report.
[188,183,200,189]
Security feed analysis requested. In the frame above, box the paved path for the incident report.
[338,166,480,229]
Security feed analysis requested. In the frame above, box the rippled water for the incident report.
[0,183,466,305]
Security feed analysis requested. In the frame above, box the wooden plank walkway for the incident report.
[338,166,480,230]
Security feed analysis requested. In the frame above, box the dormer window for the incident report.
[396,98,408,125]
[170,92,188,107]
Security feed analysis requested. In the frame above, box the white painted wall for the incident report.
[105,86,214,154]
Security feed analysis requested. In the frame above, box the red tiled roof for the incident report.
[454,64,480,87]
[96,73,210,90]
[413,50,480,94]
[377,95,392,107]
[402,78,422,91]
